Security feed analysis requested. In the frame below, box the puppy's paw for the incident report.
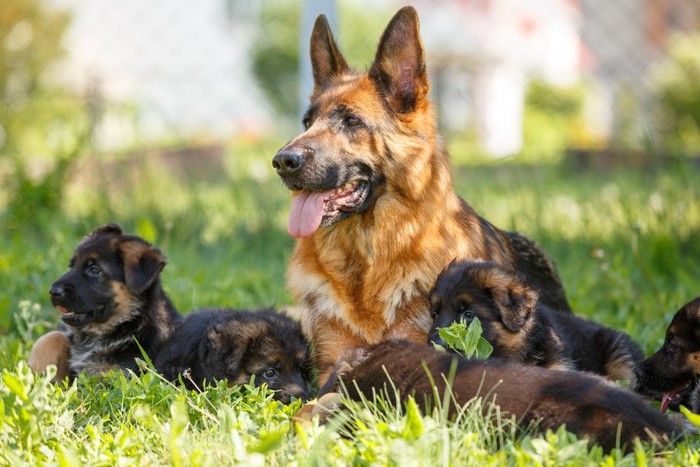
[294,392,344,428]
[312,392,344,420]
[28,330,71,382]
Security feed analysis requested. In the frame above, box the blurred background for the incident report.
[2,0,699,216]
[1,0,699,339]
[3,0,699,179]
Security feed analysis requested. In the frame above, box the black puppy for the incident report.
[635,297,700,413]
[428,261,644,382]
[318,341,680,453]
[155,308,313,403]
[28,224,182,379]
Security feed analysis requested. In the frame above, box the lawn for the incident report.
[1,139,699,465]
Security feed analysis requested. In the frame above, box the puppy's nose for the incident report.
[49,284,67,299]
[428,331,446,349]
[272,148,306,176]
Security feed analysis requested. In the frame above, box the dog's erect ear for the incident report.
[89,223,123,238]
[369,6,429,114]
[310,14,349,95]
[489,281,538,332]
[119,240,165,294]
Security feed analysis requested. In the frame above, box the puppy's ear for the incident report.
[319,346,369,396]
[90,223,123,237]
[119,240,165,294]
[369,6,429,114]
[310,14,349,95]
[201,323,244,375]
[203,321,265,379]
[489,280,538,332]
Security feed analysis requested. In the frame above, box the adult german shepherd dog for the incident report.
[428,260,644,382]
[272,7,569,384]
[28,224,182,380]
[635,297,700,413]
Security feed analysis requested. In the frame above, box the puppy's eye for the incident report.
[86,265,102,277]
[460,309,476,322]
[262,368,278,380]
[302,117,311,130]
[343,115,362,127]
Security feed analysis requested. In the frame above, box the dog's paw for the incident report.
[312,392,344,419]
[28,330,71,382]
[294,392,344,427]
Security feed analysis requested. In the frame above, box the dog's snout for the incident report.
[272,148,306,176]
[49,283,68,300]
[277,382,311,404]
[428,330,446,349]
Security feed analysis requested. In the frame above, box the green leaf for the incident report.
[250,430,285,454]
[680,405,700,427]
[3,371,28,401]
[435,318,493,359]
[402,397,424,440]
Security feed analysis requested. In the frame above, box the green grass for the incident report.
[1,139,699,464]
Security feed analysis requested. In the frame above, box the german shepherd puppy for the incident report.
[272,6,569,384]
[27,224,182,379]
[428,260,644,382]
[155,308,313,403]
[635,297,700,413]
[317,341,679,453]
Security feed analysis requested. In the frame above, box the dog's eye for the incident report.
[261,368,278,380]
[460,309,476,322]
[86,265,102,277]
[343,115,362,127]
[302,117,311,130]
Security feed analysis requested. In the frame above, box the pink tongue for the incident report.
[660,392,673,413]
[288,191,331,238]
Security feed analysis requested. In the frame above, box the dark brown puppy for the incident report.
[635,297,700,413]
[428,260,644,382]
[273,6,569,386]
[155,308,313,403]
[28,224,182,379]
[319,341,679,453]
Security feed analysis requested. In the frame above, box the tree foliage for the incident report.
[652,33,700,155]
[0,0,87,228]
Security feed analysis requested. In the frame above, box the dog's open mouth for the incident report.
[660,381,692,413]
[288,180,369,238]
[56,305,96,327]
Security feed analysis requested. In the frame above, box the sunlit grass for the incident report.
[1,137,699,463]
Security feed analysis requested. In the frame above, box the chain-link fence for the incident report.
[1,0,698,166]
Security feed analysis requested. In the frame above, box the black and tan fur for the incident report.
[428,260,644,382]
[635,297,700,413]
[318,341,679,453]
[155,308,313,403]
[273,6,570,385]
[28,224,182,379]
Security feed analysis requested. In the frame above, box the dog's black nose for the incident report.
[272,148,305,176]
[49,284,67,299]
[428,331,446,349]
